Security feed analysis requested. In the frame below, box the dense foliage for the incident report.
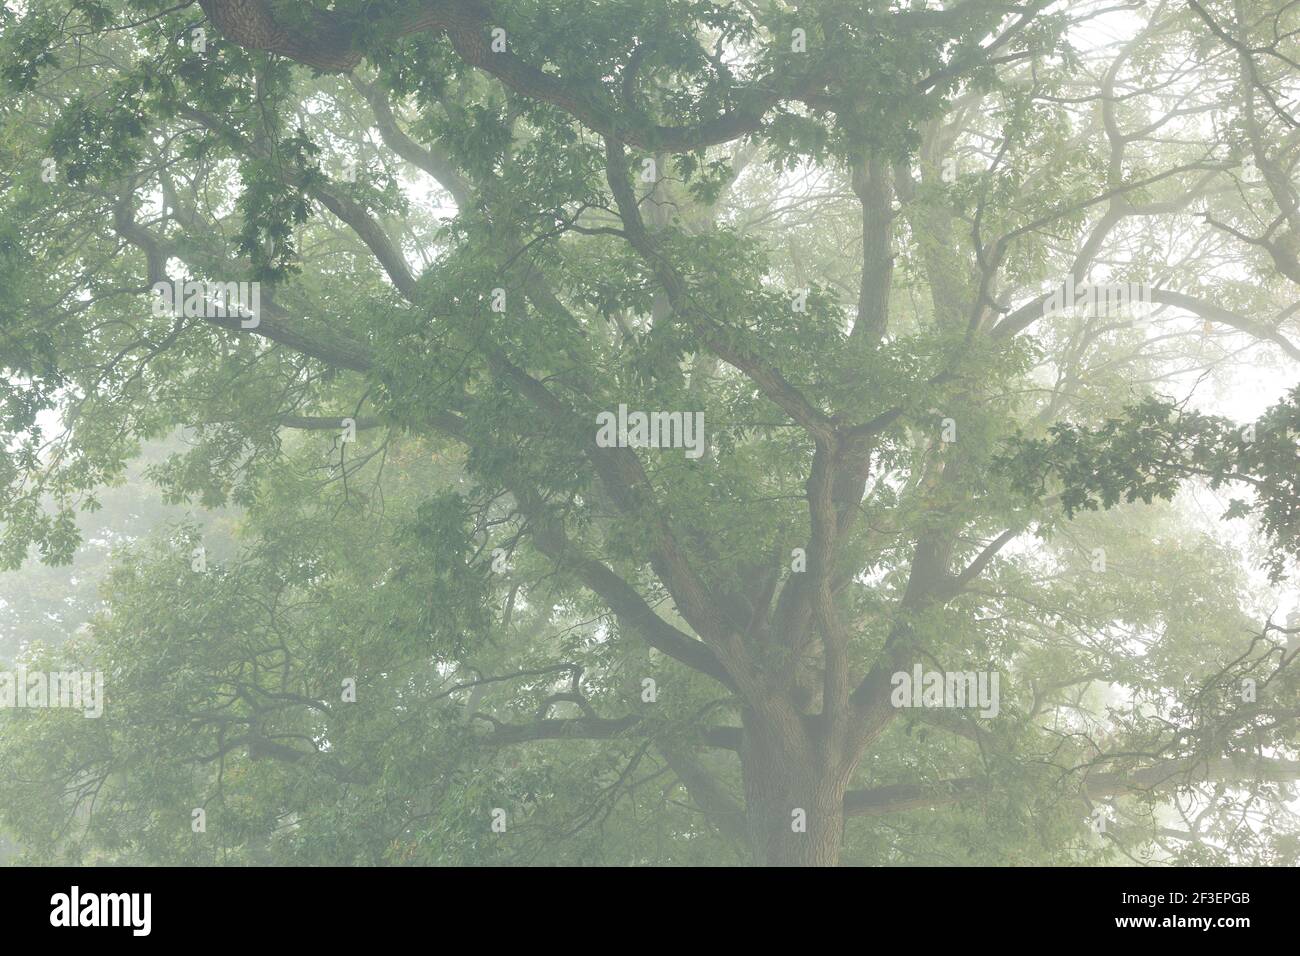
[1,0,1299,865]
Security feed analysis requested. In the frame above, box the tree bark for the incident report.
[740,713,849,866]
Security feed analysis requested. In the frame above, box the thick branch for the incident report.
[845,756,1300,817]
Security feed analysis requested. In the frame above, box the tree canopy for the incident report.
[2,0,1300,866]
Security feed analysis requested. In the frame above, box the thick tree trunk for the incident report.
[740,715,849,866]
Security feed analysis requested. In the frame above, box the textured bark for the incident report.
[849,154,894,346]
[740,712,849,867]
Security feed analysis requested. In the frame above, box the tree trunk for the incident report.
[740,715,849,866]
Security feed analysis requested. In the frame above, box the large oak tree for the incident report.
[2,0,1300,865]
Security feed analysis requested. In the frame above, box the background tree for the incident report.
[1,0,1299,866]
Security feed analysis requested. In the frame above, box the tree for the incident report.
[1,0,1299,866]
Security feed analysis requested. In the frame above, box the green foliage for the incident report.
[1000,387,1300,580]
[1,0,1299,866]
